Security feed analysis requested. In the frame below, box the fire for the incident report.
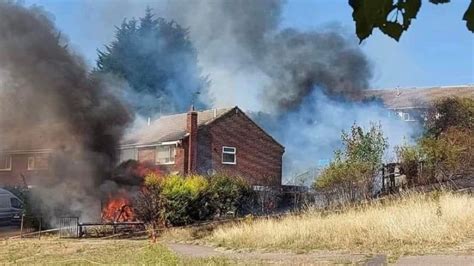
[102,192,135,222]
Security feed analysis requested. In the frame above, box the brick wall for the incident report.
[0,154,53,187]
[201,109,284,187]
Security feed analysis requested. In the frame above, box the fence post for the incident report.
[20,214,24,239]
[38,217,42,240]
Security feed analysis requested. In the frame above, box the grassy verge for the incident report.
[0,238,231,265]
[168,192,474,256]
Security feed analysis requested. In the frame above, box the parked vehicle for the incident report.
[0,188,23,225]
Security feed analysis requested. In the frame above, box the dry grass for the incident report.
[208,192,474,255]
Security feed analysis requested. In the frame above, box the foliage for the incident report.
[134,173,255,227]
[207,174,255,216]
[395,142,422,185]
[314,123,388,200]
[426,97,474,138]
[396,98,473,185]
[161,175,211,225]
[419,128,473,181]
[95,8,208,116]
[349,0,474,42]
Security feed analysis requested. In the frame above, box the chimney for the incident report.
[186,105,198,174]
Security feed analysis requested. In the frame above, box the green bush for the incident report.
[161,175,210,225]
[207,174,255,216]
[134,173,255,227]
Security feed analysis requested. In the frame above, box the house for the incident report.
[0,148,53,187]
[119,106,285,187]
[365,85,474,122]
[0,106,285,188]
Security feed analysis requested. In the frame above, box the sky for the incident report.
[24,0,474,90]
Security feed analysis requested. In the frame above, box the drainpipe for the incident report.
[186,105,198,174]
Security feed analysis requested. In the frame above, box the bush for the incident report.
[161,175,211,225]
[208,174,255,216]
[134,173,255,227]
[314,123,388,201]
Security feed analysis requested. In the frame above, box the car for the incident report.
[0,188,23,225]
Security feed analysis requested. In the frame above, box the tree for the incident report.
[396,97,473,184]
[314,123,388,201]
[95,8,208,117]
[349,0,474,42]
[426,97,473,138]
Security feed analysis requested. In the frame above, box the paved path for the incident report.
[166,242,474,265]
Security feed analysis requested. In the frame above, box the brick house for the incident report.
[119,106,285,187]
[0,148,53,187]
[0,106,284,188]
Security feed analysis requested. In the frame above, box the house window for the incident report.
[0,154,12,171]
[156,145,176,165]
[27,154,49,170]
[119,148,138,163]
[222,146,236,165]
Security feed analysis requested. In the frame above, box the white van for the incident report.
[0,188,23,224]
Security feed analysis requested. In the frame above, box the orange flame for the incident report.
[101,192,135,222]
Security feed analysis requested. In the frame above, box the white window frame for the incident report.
[222,146,236,165]
[0,155,12,171]
[155,145,176,165]
[118,147,138,163]
[27,154,49,171]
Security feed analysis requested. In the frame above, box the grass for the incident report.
[0,238,231,265]
[203,192,474,255]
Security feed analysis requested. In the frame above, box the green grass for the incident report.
[0,238,231,265]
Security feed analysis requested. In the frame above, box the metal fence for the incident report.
[58,217,79,238]
[19,215,44,239]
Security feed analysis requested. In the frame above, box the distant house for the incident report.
[365,85,474,122]
[119,106,285,187]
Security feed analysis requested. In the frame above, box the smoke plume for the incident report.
[162,0,417,182]
[77,0,418,183]
[0,2,131,222]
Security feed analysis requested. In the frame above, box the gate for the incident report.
[58,217,79,238]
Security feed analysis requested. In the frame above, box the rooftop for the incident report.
[121,107,234,146]
[365,85,474,109]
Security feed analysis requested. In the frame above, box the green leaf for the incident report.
[380,22,404,41]
[463,1,474,32]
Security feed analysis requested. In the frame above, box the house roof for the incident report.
[121,107,233,146]
[364,85,474,109]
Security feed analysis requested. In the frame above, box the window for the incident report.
[0,154,12,171]
[27,154,49,170]
[119,148,138,163]
[222,146,236,164]
[156,145,176,165]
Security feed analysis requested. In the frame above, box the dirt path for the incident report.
[166,242,474,265]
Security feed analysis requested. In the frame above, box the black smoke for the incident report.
[0,2,131,222]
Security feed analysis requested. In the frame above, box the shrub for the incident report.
[134,173,255,227]
[207,174,255,216]
[314,123,388,201]
[161,175,210,226]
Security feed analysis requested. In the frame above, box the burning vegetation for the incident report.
[102,192,136,222]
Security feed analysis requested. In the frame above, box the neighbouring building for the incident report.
[119,106,285,187]
[365,85,473,123]
[0,106,285,188]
